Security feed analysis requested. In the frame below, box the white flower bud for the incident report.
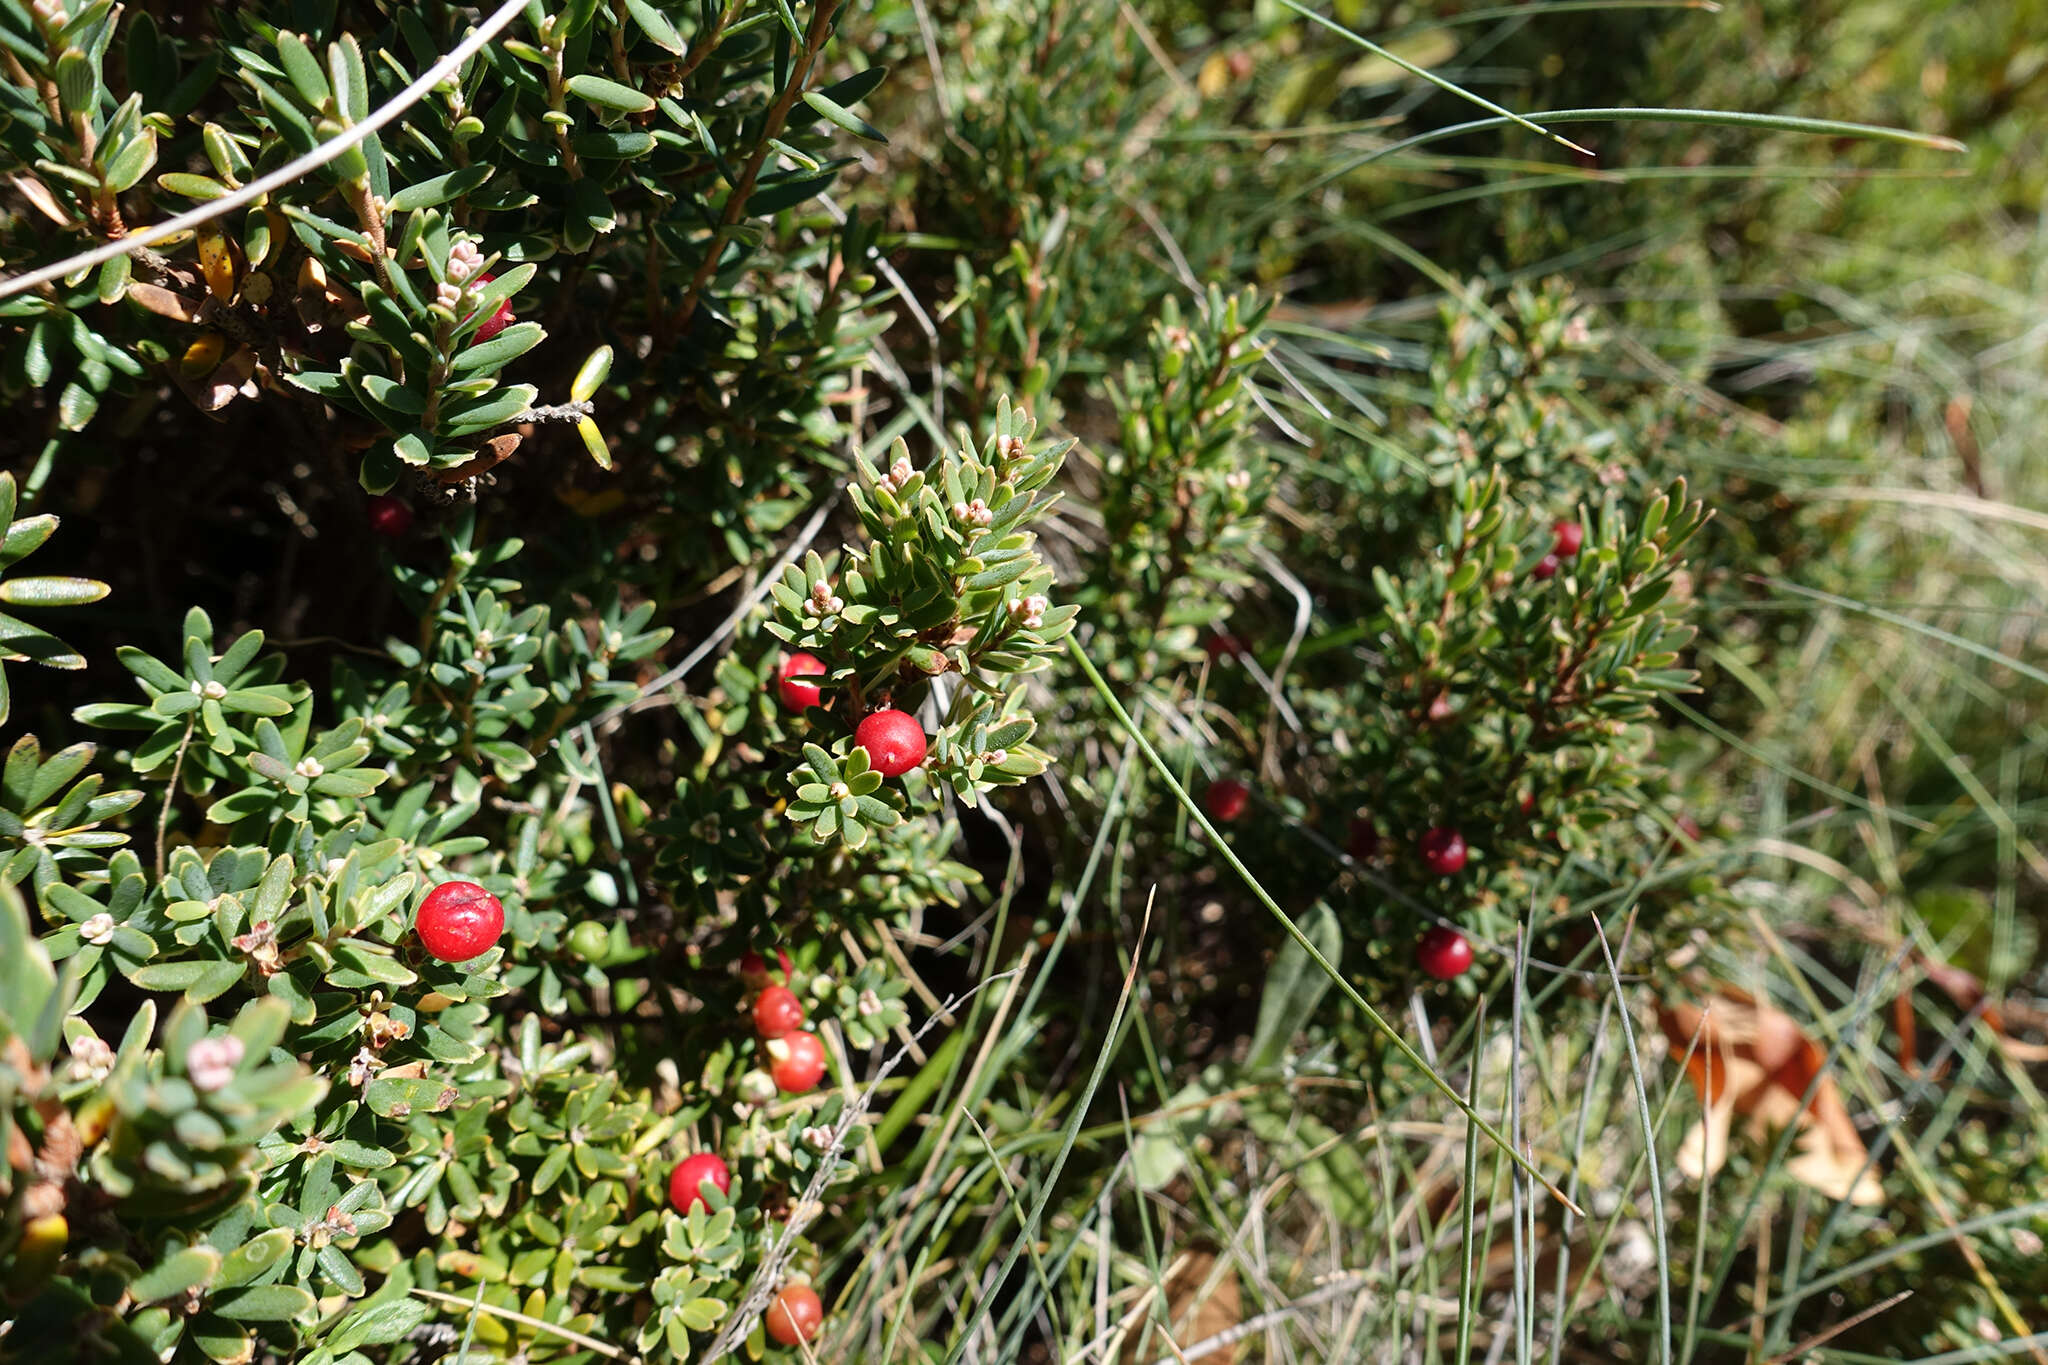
[186,1036,245,1093]
[446,239,484,284]
[80,912,115,945]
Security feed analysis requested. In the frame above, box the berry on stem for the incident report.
[668,1152,731,1214]
[1532,554,1559,581]
[470,274,515,344]
[768,1032,828,1094]
[855,708,926,778]
[414,881,504,962]
[753,985,806,1039]
[776,652,827,711]
[766,1283,824,1347]
[1204,778,1250,823]
[1418,827,1468,876]
[366,494,412,539]
[1551,519,1584,558]
[1417,926,1473,981]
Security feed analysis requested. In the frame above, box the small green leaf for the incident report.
[0,576,109,607]
[565,74,655,113]
[801,90,887,143]
[576,415,611,470]
[213,1284,315,1322]
[129,1246,222,1303]
[570,345,613,403]
[449,322,544,374]
[385,165,495,212]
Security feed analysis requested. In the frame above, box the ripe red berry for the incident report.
[1532,554,1560,581]
[1204,778,1250,823]
[765,1282,824,1347]
[1551,520,1584,558]
[470,273,515,344]
[776,652,827,711]
[768,1031,828,1094]
[1347,816,1379,862]
[366,494,412,539]
[855,708,927,778]
[668,1152,731,1214]
[1417,926,1474,981]
[1418,827,1468,876]
[414,881,505,962]
[1204,632,1245,661]
[753,985,806,1039]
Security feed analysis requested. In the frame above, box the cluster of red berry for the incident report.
[1193,525,1584,987]
[741,949,829,1096]
[662,948,833,1346]
[667,1147,821,1346]
[774,652,930,778]
[412,887,823,1346]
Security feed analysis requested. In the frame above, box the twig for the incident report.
[509,400,595,424]
[155,716,195,880]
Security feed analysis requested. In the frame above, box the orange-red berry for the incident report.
[765,1283,824,1346]
[1417,926,1473,980]
[1205,778,1250,823]
[768,1032,827,1094]
[668,1153,731,1214]
[776,652,827,711]
[855,709,926,778]
[753,985,806,1039]
[415,881,504,962]
[1419,827,1467,876]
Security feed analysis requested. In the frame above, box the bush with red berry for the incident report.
[3,0,2005,1359]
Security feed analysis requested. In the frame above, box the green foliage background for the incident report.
[2,0,2046,1360]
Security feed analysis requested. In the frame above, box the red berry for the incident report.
[468,275,515,344]
[765,1283,824,1347]
[1417,926,1474,981]
[1551,520,1584,558]
[1204,778,1250,823]
[414,881,505,962]
[768,1032,828,1094]
[753,985,806,1039]
[667,1152,731,1214]
[1347,816,1379,862]
[366,494,413,539]
[1226,50,1254,81]
[1419,827,1468,876]
[855,708,927,778]
[1204,632,1245,661]
[776,652,827,711]
[1532,554,1559,581]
